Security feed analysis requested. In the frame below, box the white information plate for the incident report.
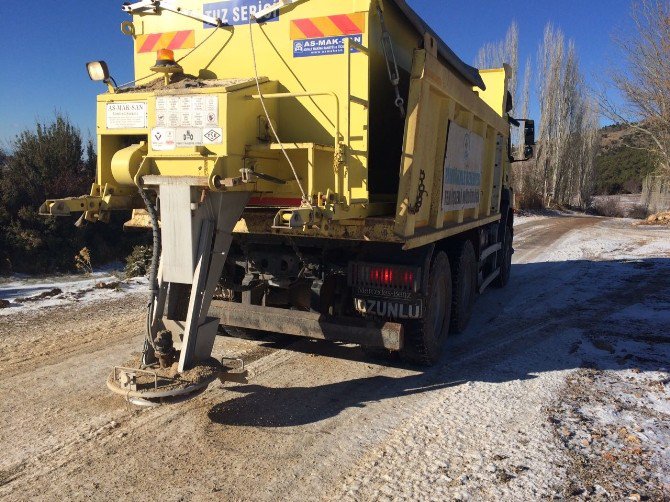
[155,95,218,128]
[442,122,484,212]
[151,128,176,151]
[152,96,222,150]
[106,101,148,130]
[175,128,203,148]
[151,127,223,150]
[202,127,223,144]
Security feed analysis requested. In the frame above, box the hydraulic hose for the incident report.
[138,186,161,365]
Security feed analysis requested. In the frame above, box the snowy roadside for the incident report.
[331,217,670,500]
[0,268,147,316]
[513,208,589,227]
[539,220,670,499]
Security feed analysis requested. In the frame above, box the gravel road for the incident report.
[1,215,669,501]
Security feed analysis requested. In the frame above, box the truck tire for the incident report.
[401,251,452,365]
[449,240,477,333]
[494,225,513,288]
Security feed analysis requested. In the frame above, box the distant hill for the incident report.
[595,123,657,194]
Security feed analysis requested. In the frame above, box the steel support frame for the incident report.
[147,176,250,372]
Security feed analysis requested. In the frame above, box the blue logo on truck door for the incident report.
[203,0,279,27]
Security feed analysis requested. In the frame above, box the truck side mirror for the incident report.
[510,118,536,162]
[524,119,535,147]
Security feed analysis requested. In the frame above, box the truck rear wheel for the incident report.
[401,251,452,365]
[449,240,477,333]
[494,225,513,288]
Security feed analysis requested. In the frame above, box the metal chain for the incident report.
[377,5,406,118]
[287,237,308,278]
[408,169,428,214]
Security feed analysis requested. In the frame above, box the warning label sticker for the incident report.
[155,95,218,128]
[151,128,176,151]
[293,34,362,58]
[442,122,484,212]
[175,128,203,148]
[151,96,222,151]
[106,101,147,129]
[203,128,223,144]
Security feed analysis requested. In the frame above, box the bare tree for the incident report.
[536,24,564,203]
[477,22,599,209]
[603,0,670,174]
[509,57,536,201]
[516,56,532,158]
[475,22,526,163]
[475,21,519,112]
[535,24,600,208]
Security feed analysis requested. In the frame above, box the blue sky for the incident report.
[0,0,634,148]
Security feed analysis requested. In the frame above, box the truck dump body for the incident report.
[42,0,524,375]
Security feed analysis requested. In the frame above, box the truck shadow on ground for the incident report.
[208,257,670,428]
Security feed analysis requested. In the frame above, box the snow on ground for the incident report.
[334,217,670,500]
[513,213,548,226]
[535,219,670,264]
[538,220,670,498]
[513,208,568,226]
[0,267,147,316]
[0,216,668,500]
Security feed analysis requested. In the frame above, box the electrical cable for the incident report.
[248,17,312,208]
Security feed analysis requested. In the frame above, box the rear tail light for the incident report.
[349,263,420,292]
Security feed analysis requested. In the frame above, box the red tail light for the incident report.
[350,263,420,292]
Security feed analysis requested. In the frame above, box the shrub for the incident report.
[516,189,545,210]
[0,115,151,275]
[592,197,625,217]
[0,114,93,273]
[125,245,153,278]
[627,204,649,220]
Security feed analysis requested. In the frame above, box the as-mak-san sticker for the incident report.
[106,101,147,129]
[202,0,279,27]
[291,13,366,58]
[294,35,363,58]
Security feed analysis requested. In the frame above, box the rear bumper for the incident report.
[210,301,403,351]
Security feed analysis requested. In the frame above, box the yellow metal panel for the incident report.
[476,66,511,117]
[124,0,372,207]
[395,49,509,238]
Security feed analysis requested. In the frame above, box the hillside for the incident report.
[595,123,657,194]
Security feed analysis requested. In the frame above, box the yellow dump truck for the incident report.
[42,0,534,389]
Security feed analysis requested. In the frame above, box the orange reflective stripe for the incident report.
[311,16,342,37]
[136,31,196,53]
[291,13,366,40]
